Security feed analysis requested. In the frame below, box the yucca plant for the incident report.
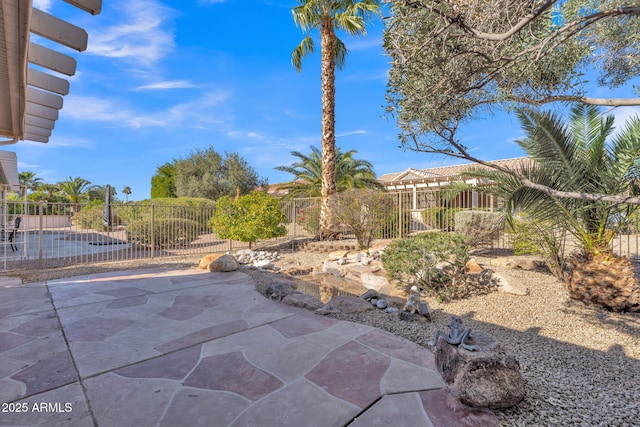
[471,104,640,311]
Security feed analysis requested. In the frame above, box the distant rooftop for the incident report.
[378,157,532,185]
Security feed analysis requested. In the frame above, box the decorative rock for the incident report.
[370,298,379,306]
[384,307,399,314]
[337,258,347,265]
[361,289,380,301]
[418,302,432,321]
[198,253,225,269]
[493,273,529,296]
[360,272,392,294]
[360,255,371,266]
[321,296,375,314]
[322,260,347,277]
[394,311,428,323]
[506,256,545,271]
[434,330,525,409]
[346,251,364,263]
[465,259,484,274]
[265,282,297,301]
[403,286,421,314]
[281,293,324,310]
[235,249,253,256]
[207,255,239,272]
[253,259,274,269]
[376,299,388,309]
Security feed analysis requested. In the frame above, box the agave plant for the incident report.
[472,104,640,311]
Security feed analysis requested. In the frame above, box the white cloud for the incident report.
[336,130,368,138]
[198,0,227,4]
[608,106,640,132]
[134,81,197,91]
[62,90,233,129]
[32,0,52,11]
[87,0,176,65]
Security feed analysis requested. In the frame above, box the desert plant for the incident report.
[421,207,463,231]
[208,191,287,248]
[381,232,472,301]
[126,218,201,247]
[454,210,503,247]
[333,189,395,249]
[507,215,567,277]
[297,203,321,235]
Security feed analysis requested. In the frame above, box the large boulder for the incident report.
[207,255,239,272]
[434,330,525,409]
[198,253,226,269]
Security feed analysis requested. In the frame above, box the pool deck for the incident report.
[0,268,497,426]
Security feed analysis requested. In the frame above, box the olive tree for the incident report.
[384,0,640,205]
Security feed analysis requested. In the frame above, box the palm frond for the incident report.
[292,35,315,72]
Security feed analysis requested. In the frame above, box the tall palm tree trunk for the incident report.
[319,18,338,237]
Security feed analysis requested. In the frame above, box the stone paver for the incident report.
[0,268,498,426]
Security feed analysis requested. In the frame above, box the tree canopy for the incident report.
[152,147,266,200]
[275,145,382,197]
[151,163,177,198]
[384,0,640,151]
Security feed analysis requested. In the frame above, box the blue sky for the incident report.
[16,0,640,201]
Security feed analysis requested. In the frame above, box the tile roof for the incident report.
[379,157,532,184]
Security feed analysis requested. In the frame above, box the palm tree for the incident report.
[122,186,132,202]
[18,171,43,192]
[472,104,640,312]
[276,146,382,197]
[57,177,95,205]
[291,0,380,236]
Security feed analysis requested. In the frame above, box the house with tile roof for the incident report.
[378,157,532,212]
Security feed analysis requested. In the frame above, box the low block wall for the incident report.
[18,215,72,230]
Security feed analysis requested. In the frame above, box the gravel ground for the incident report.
[246,252,640,427]
[7,252,640,426]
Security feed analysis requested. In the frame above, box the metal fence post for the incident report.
[38,201,44,268]
[398,192,402,239]
[151,203,155,258]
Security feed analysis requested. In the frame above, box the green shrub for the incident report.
[73,201,126,231]
[421,207,462,231]
[507,215,567,277]
[508,216,543,256]
[126,218,201,247]
[381,232,472,302]
[375,207,412,239]
[208,191,287,247]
